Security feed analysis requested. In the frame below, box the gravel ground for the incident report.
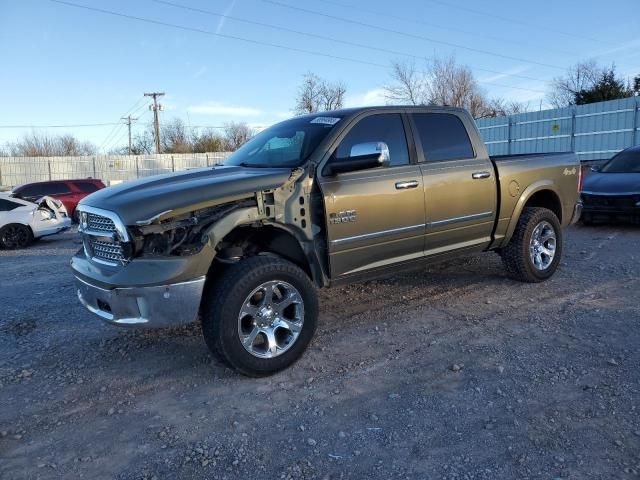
[0,224,639,479]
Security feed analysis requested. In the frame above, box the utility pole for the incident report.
[144,92,165,154]
[121,115,138,155]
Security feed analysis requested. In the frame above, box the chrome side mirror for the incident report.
[350,141,390,167]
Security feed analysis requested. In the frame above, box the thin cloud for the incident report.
[345,88,387,107]
[187,101,262,117]
[591,38,640,58]
[478,65,532,83]
[216,0,237,35]
[193,66,208,79]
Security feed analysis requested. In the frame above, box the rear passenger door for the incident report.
[318,113,426,278]
[409,112,497,256]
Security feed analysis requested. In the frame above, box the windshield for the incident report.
[224,116,342,168]
[600,148,640,173]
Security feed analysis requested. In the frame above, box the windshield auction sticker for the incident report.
[310,117,341,125]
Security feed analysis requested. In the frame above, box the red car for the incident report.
[12,179,106,222]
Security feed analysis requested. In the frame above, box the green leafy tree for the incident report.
[574,68,633,105]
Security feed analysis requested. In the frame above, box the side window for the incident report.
[0,199,22,211]
[335,114,410,167]
[41,182,72,195]
[18,184,46,197]
[412,113,475,162]
[73,182,100,193]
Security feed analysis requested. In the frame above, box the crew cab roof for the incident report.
[305,105,470,119]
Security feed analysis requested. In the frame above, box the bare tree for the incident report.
[383,61,429,105]
[294,72,347,114]
[385,57,491,117]
[160,118,192,153]
[9,132,96,156]
[480,98,531,118]
[427,57,484,114]
[223,122,255,150]
[547,60,602,108]
[384,56,531,119]
[192,129,226,153]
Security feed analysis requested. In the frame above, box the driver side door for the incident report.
[317,113,426,278]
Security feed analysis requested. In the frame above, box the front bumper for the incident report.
[581,192,640,215]
[74,275,206,328]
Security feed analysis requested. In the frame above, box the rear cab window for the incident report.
[411,113,475,162]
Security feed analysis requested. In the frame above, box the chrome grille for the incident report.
[81,211,127,265]
[88,239,124,263]
[87,213,116,232]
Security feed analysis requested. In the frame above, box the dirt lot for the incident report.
[0,224,639,479]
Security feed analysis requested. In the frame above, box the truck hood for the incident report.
[80,165,292,225]
[582,172,640,195]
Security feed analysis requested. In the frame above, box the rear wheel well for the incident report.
[523,190,562,223]
[214,225,312,279]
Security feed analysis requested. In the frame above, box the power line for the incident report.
[422,0,611,46]
[50,0,547,94]
[259,0,565,71]
[0,122,120,129]
[99,96,146,151]
[102,109,151,153]
[50,0,388,69]
[154,0,550,84]
[310,0,577,57]
[100,123,126,153]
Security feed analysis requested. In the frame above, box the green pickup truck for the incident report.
[71,106,582,376]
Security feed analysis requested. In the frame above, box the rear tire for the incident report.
[0,224,34,249]
[501,207,562,283]
[201,255,318,377]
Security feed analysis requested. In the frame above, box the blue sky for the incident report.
[1,0,639,152]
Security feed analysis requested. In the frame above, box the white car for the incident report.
[0,193,72,249]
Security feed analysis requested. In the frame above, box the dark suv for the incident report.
[13,179,106,222]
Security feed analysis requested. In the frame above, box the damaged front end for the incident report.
[33,196,72,237]
[77,199,256,266]
[72,197,262,328]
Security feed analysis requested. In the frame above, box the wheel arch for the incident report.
[212,222,328,288]
[502,181,563,247]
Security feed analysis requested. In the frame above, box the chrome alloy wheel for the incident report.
[237,280,305,358]
[529,220,556,271]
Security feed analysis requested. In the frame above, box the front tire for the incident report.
[0,224,34,249]
[202,255,318,377]
[500,207,562,283]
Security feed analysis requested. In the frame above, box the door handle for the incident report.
[472,171,491,179]
[395,180,419,189]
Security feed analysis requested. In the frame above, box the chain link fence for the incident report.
[0,152,232,189]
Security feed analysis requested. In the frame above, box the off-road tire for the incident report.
[501,207,562,283]
[0,224,34,249]
[201,255,318,377]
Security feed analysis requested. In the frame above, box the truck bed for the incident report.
[489,151,580,248]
